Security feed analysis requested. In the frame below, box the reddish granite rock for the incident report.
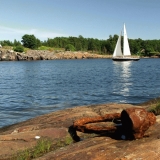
[0,103,159,160]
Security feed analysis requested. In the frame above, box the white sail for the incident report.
[123,23,131,56]
[113,32,123,57]
[112,23,140,61]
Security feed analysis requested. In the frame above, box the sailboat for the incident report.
[112,23,140,61]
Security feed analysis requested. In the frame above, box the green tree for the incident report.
[65,44,75,51]
[79,35,88,51]
[0,40,13,46]
[21,34,39,49]
[145,47,153,56]
[36,38,41,48]
[88,38,97,52]
[13,39,21,46]
[129,39,141,54]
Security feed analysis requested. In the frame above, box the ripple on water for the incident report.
[0,59,160,127]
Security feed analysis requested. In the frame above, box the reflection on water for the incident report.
[112,61,133,103]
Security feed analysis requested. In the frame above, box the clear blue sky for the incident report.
[0,0,159,41]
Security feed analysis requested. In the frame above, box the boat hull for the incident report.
[112,57,140,61]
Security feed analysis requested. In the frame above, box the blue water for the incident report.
[0,58,160,128]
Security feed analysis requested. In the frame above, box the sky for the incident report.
[0,0,160,42]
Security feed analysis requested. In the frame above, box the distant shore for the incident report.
[1,48,159,61]
[0,48,111,61]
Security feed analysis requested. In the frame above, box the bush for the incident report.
[13,45,24,52]
[65,44,75,51]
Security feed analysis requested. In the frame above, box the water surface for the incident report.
[0,58,160,127]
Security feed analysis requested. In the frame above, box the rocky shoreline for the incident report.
[1,48,159,61]
[0,100,160,159]
[0,48,111,61]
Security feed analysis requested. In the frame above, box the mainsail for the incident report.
[123,24,131,56]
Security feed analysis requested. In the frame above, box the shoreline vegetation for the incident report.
[0,98,160,159]
[1,33,160,61]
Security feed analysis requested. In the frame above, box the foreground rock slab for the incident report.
[0,103,159,160]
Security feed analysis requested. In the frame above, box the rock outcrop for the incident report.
[0,103,159,159]
[0,48,110,61]
[0,49,17,61]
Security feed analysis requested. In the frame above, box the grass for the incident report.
[13,136,73,160]
[55,136,73,148]
[23,47,30,53]
[38,46,52,51]
[32,138,52,158]
[15,138,52,160]
[38,46,64,52]
[148,99,160,115]
[80,133,98,139]
[16,149,31,160]
[1,46,13,49]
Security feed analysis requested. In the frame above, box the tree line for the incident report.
[1,34,160,56]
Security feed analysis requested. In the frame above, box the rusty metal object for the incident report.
[69,107,156,141]
[121,108,156,139]
[73,113,121,132]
